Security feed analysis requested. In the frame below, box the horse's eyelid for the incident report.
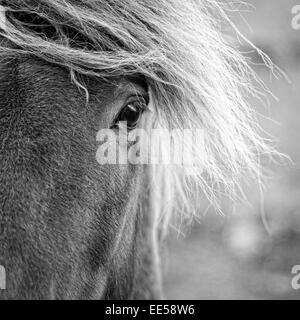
[125,94,149,107]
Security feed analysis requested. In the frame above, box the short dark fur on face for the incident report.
[0,53,160,299]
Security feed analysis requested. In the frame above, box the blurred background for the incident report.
[164,0,300,299]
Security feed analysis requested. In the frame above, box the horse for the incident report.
[0,0,276,299]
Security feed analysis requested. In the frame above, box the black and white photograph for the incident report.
[0,0,299,306]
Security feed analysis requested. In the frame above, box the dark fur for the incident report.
[0,49,161,299]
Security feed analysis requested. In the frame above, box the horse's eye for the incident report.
[112,97,148,130]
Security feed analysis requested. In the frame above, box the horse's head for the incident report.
[0,0,277,299]
[0,54,152,298]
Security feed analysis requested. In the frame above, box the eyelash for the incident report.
[111,95,148,130]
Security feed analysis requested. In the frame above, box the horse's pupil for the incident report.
[111,97,147,130]
[120,104,140,128]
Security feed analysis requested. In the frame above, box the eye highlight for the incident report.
[111,96,148,130]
